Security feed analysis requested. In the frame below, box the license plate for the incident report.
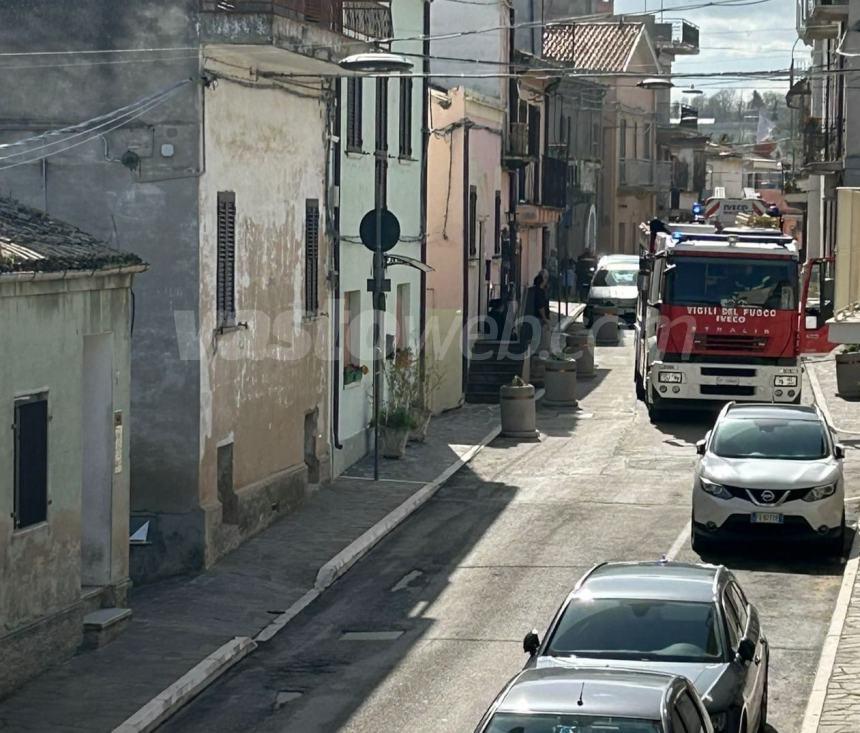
[751,512,783,524]
[716,376,740,386]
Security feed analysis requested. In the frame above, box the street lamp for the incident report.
[338,51,413,481]
[681,84,703,96]
[637,78,674,90]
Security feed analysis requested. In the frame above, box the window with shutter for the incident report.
[305,199,320,315]
[468,186,478,257]
[216,191,236,328]
[347,77,363,151]
[376,78,388,153]
[399,77,412,158]
[494,190,501,255]
[13,394,48,529]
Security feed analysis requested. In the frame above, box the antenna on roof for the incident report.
[577,682,585,707]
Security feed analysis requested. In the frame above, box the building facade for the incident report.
[0,199,144,695]
[332,0,427,474]
[0,0,391,581]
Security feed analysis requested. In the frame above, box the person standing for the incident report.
[576,248,596,302]
[524,270,551,354]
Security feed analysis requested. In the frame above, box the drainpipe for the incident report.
[330,79,343,452]
[420,0,430,393]
[462,123,471,396]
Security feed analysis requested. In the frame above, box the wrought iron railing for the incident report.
[803,117,842,167]
[507,122,529,158]
[653,19,699,50]
[541,157,568,208]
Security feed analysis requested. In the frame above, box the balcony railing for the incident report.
[506,121,530,159]
[656,160,672,189]
[798,0,847,40]
[200,0,392,40]
[653,19,700,54]
[541,157,568,208]
[619,159,654,189]
[803,118,843,170]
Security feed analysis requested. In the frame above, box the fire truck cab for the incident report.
[635,226,811,421]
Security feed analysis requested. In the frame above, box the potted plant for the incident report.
[343,362,367,386]
[836,344,860,399]
[376,405,416,458]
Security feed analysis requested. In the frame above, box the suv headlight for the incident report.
[658,371,682,383]
[700,477,732,500]
[774,375,798,387]
[803,483,837,502]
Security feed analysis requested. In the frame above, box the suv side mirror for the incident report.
[695,439,707,456]
[736,637,755,664]
[523,630,541,656]
[835,444,845,460]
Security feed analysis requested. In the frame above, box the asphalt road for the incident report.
[163,332,855,733]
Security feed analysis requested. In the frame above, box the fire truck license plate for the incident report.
[716,376,740,386]
[751,512,783,525]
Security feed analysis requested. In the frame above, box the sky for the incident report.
[615,0,802,101]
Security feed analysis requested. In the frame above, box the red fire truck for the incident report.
[634,225,834,421]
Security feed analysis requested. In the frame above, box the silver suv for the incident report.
[522,561,767,733]
[692,402,845,555]
[474,667,713,733]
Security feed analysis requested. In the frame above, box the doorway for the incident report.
[81,333,113,587]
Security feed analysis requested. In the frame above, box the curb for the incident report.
[112,636,256,733]
[113,420,503,731]
[314,422,503,590]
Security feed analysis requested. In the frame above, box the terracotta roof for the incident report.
[543,21,645,72]
[0,198,144,274]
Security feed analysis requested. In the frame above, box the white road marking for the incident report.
[408,600,429,618]
[801,527,860,733]
[666,520,692,561]
[341,630,404,641]
[390,570,422,592]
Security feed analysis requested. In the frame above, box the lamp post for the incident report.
[338,51,413,480]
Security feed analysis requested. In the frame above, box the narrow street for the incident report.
[163,335,852,733]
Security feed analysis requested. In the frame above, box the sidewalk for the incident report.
[804,357,860,733]
[0,403,500,732]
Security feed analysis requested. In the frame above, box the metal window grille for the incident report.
[13,394,48,529]
[305,199,320,314]
[347,77,363,150]
[399,77,412,158]
[375,77,388,153]
[216,191,236,328]
[468,186,478,257]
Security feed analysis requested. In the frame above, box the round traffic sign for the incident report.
[359,208,401,252]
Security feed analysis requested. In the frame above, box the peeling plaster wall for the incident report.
[0,0,203,583]
[334,0,425,476]
[0,274,134,697]
[198,78,330,563]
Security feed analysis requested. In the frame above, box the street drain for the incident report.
[340,630,404,641]
[274,691,303,709]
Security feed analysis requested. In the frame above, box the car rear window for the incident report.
[712,417,828,460]
[484,713,661,733]
[546,598,722,663]
[593,268,638,287]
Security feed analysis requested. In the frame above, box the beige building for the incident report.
[544,21,666,255]
[0,199,144,695]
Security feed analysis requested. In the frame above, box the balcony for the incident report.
[803,117,843,172]
[541,157,568,208]
[503,121,533,170]
[653,19,700,56]
[656,160,672,189]
[798,0,847,41]
[200,0,393,64]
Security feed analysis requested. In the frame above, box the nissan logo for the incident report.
[761,490,776,503]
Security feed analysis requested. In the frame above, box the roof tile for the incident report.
[543,21,644,72]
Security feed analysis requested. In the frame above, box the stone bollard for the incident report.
[543,356,578,408]
[565,330,595,378]
[500,381,540,440]
[594,314,620,345]
[530,354,547,387]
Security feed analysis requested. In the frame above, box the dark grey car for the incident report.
[474,666,714,733]
[522,561,768,733]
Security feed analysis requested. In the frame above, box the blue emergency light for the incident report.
[692,202,704,216]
